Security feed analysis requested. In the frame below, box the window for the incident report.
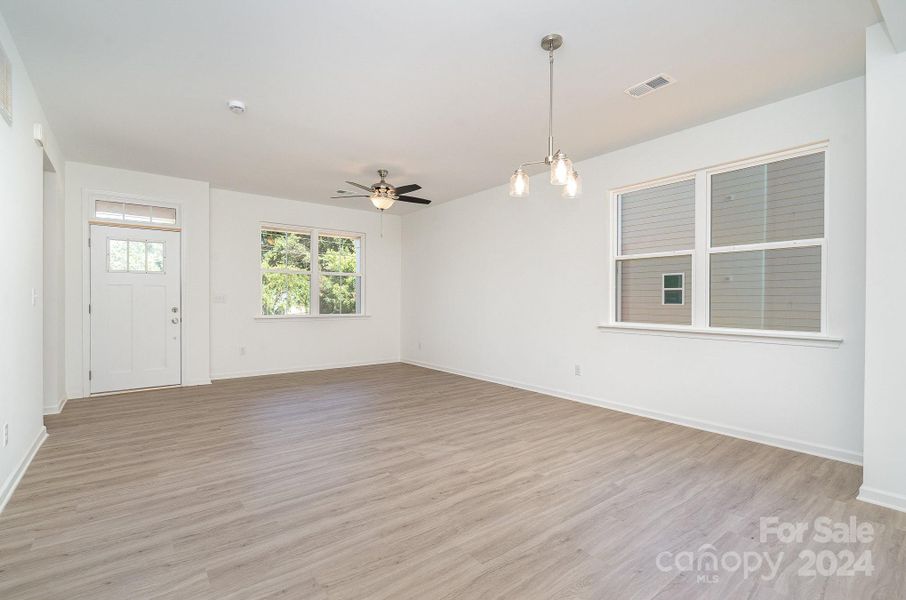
[611,145,827,335]
[107,239,165,273]
[614,178,694,325]
[95,200,177,225]
[662,274,684,305]
[260,226,363,317]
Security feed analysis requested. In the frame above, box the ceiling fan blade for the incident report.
[393,184,422,195]
[396,195,431,205]
[345,181,373,193]
[330,195,369,199]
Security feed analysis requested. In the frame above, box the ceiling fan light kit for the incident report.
[331,169,431,211]
[509,33,581,199]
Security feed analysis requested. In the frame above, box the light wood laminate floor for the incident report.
[1,363,904,599]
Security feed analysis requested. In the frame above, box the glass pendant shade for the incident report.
[563,170,581,198]
[509,169,530,197]
[550,152,572,185]
[370,193,395,210]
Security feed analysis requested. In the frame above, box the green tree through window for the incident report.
[260,228,362,316]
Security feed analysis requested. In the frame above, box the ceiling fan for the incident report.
[332,169,432,211]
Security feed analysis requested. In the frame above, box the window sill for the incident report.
[255,314,371,321]
[597,323,842,348]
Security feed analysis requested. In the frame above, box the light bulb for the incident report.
[509,169,530,197]
[370,193,395,210]
[550,151,572,185]
[563,170,581,198]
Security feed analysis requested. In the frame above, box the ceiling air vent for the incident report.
[624,73,676,98]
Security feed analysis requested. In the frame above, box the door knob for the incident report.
[171,306,179,313]
[171,317,180,324]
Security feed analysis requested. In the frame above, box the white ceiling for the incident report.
[0,0,879,213]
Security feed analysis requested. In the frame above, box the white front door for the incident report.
[90,225,181,393]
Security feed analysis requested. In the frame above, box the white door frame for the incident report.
[80,189,186,396]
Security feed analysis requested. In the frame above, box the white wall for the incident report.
[43,169,66,413]
[860,24,906,512]
[210,189,401,378]
[64,163,211,397]
[401,78,866,463]
[0,13,63,508]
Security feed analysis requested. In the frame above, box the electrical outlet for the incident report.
[574,364,582,376]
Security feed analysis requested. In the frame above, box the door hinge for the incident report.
[88,303,91,315]
[88,370,92,381]
[88,238,91,248]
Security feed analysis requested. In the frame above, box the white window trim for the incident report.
[257,223,366,319]
[605,142,838,345]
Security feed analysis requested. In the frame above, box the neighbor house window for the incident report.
[662,273,684,305]
[260,226,363,317]
[611,144,826,334]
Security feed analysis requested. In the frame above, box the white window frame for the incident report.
[605,142,840,346]
[257,223,366,319]
[661,273,684,306]
[611,173,696,326]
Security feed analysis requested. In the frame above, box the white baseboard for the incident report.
[43,395,68,415]
[0,426,48,514]
[183,379,213,387]
[403,359,863,466]
[211,358,401,381]
[858,486,906,513]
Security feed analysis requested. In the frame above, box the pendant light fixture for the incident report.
[509,33,580,198]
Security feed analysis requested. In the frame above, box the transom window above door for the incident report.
[94,199,178,226]
[260,226,364,317]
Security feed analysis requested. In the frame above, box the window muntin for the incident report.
[611,145,827,335]
[94,200,178,226]
[107,239,166,273]
[260,227,363,317]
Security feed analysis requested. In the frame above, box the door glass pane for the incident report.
[710,246,821,332]
[617,255,692,325]
[146,242,164,272]
[151,206,177,225]
[124,203,152,223]
[128,241,146,272]
[319,275,360,314]
[108,239,128,271]
[261,273,310,315]
[318,235,359,273]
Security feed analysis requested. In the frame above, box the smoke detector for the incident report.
[227,99,246,114]
[624,73,676,98]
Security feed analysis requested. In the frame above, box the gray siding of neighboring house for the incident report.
[620,179,695,254]
[711,152,824,248]
[617,255,692,325]
[710,246,821,332]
